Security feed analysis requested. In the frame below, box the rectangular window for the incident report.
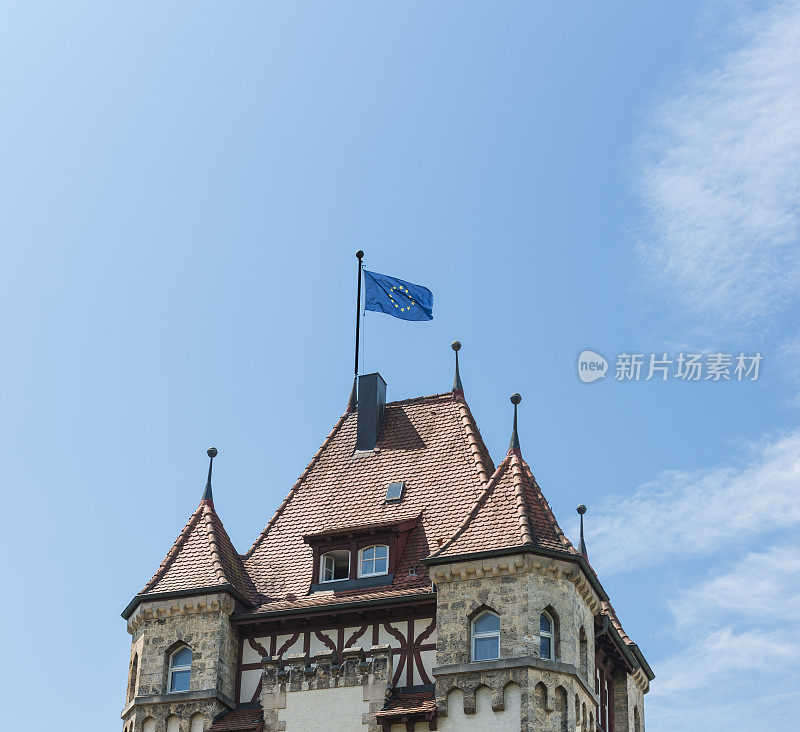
[320,550,350,582]
[170,669,190,692]
[472,634,500,661]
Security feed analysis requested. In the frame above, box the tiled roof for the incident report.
[137,498,259,605]
[375,691,436,718]
[429,449,578,559]
[601,601,633,645]
[242,392,494,613]
[208,707,263,731]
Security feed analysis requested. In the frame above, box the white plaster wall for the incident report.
[418,649,437,681]
[344,626,371,651]
[242,639,261,664]
[275,634,303,655]
[239,668,261,703]
[308,630,336,656]
[439,685,522,732]
[279,685,368,730]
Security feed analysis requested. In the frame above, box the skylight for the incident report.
[385,481,404,502]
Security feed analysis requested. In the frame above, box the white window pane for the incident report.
[373,555,388,573]
[539,613,551,633]
[172,648,192,667]
[171,669,190,692]
[540,636,551,660]
[473,613,500,634]
[473,635,499,661]
[374,545,388,560]
[363,546,375,561]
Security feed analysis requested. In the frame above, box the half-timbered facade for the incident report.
[121,353,653,731]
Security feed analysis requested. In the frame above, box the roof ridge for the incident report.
[385,391,452,407]
[201,504,231,586]
[428,455,512,558]
[243,409,351,559]
[453,394,491,486]
[139,503,205,594]
[520,460,576,552]
[510,453,534,545]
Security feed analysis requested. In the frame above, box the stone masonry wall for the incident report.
[430,553,601,732]
[260,645,393,731]
[122,592,239,732]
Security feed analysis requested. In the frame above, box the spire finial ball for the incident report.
[356,250,364,259]
[510,393,522,405]
[207,447,218,458]
[451,340,461,352]
[577,504,587,515]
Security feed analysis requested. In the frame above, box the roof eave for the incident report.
[422,544,609,603]
[423,545,654,679]
[231,591,436,623]
[121,583,254,620]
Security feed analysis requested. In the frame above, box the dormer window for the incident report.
[305,516,418,592]
[320,550,350,582]
[358,545,389,577]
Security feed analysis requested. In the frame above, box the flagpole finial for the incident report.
[508,393,522,454]
[202,447,217,507]
[451,341,464,396]
[577,504,588,560]
[356,250,364,260]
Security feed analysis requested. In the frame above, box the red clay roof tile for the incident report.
[208,707,263,731]
[242,392,491,613]
[375,690,436,718]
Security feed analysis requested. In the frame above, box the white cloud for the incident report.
[589,431,800,575]
[669,543,800,627]
[647,543,800,731]
[637,0,800,327]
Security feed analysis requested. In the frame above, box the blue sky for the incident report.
[2,2,799,730]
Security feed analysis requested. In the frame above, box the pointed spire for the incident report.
[508,393,522,454]
[577,504,588,559]
[347,376,357,413]
[202,447,217,508]
[451,340,463,396]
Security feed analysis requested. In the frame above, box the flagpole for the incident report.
[354,250,364,377]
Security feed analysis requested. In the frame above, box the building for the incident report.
[121,345,653,731]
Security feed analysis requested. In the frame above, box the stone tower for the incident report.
[121,449,254,732]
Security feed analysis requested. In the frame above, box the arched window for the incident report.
[320,550,350,582]
[127,653,138,702]
[539,611,554,660]
[168,646,192,692]
[358,545,389,577]
[471,611,500,661]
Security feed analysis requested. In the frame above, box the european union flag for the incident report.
[363,270,433,321]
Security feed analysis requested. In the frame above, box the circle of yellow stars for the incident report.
[388,285,416,313]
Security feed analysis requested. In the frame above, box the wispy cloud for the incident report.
[669,543,800,627]
[648,543,800,731]
[637,0,800,328]
[589,431,800,575]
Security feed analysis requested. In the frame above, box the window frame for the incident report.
[319,549,351,583]
[539,611,555,660]
[358,544,390,578]
[167,646,192,693]
[470,610,501,662]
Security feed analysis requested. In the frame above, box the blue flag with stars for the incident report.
[363,270,433,321]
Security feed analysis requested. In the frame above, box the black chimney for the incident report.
[356,372,387,451]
